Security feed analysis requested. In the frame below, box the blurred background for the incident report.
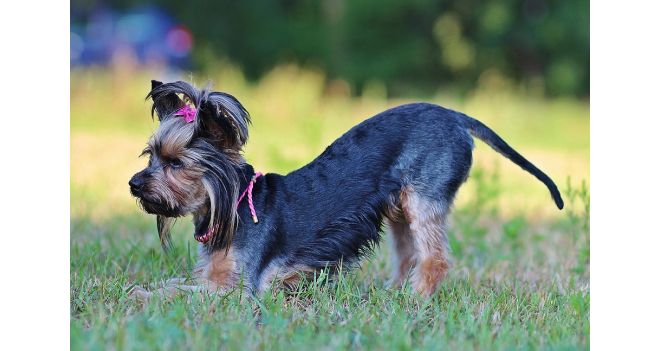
[71,0,589,221]
[71,4,589,346]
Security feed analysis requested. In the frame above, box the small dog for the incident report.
[128,80,563,299]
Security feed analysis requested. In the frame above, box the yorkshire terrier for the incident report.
[128,80,563,300]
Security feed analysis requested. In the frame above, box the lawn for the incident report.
[70,66,589,350]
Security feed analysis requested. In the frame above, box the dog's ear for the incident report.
[196,92,250,149]
[146,80,186,121]
[151,80,163,89]
[146,81,250,148]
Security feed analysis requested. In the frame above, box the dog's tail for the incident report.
[460,114,564,210]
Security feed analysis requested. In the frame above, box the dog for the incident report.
[128,80,563,300]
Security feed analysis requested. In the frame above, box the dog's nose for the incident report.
[129,175,145,192]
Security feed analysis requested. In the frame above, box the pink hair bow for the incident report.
[175,105,197,123]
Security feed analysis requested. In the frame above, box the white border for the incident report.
[3,1,661,349]
[592,1,661,349]
[0,1,69,349]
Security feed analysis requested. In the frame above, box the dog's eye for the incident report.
[139,148,152,157]
[169,159,184,169]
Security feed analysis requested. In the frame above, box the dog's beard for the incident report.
[157,215,175,251]
[139,194,181,252]
[140,197,181,217]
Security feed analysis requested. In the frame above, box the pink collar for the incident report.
[237,172,263,223]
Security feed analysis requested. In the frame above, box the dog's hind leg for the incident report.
[386,218,415,287]
[400,186,452,297]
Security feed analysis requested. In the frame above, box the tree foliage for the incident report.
[73,0,589,97]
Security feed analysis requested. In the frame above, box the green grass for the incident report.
[71,66,589,350]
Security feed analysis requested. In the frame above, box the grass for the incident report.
[71,65,590,350]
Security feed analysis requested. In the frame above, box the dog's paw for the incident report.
[163,277,188,286]
[127,285,153,302]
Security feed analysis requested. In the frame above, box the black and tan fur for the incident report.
[128,80,563,300]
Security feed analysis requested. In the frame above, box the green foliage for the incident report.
[75,0,589,97]
[563,178,590,275]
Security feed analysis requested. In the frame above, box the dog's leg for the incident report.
[163,277,188,286]
[410,217,451,298]
[129,280,221,301]
[129,248,239,302]
[386,219,415,287]
[400,187,452,297]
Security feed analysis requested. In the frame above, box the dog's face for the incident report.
[129,80,250,249]
[130,118,207,216]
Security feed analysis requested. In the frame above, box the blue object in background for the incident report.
[71,6,193,68]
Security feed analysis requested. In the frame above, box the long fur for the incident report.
[193,139,242,251]
[284,190,389,270]
[157,215,175,252]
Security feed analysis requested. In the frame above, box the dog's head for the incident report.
[129,80,250,250]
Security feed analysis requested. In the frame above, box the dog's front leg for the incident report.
[163,277,188,286]
[129,248,239,302]
[128,279,222,302]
